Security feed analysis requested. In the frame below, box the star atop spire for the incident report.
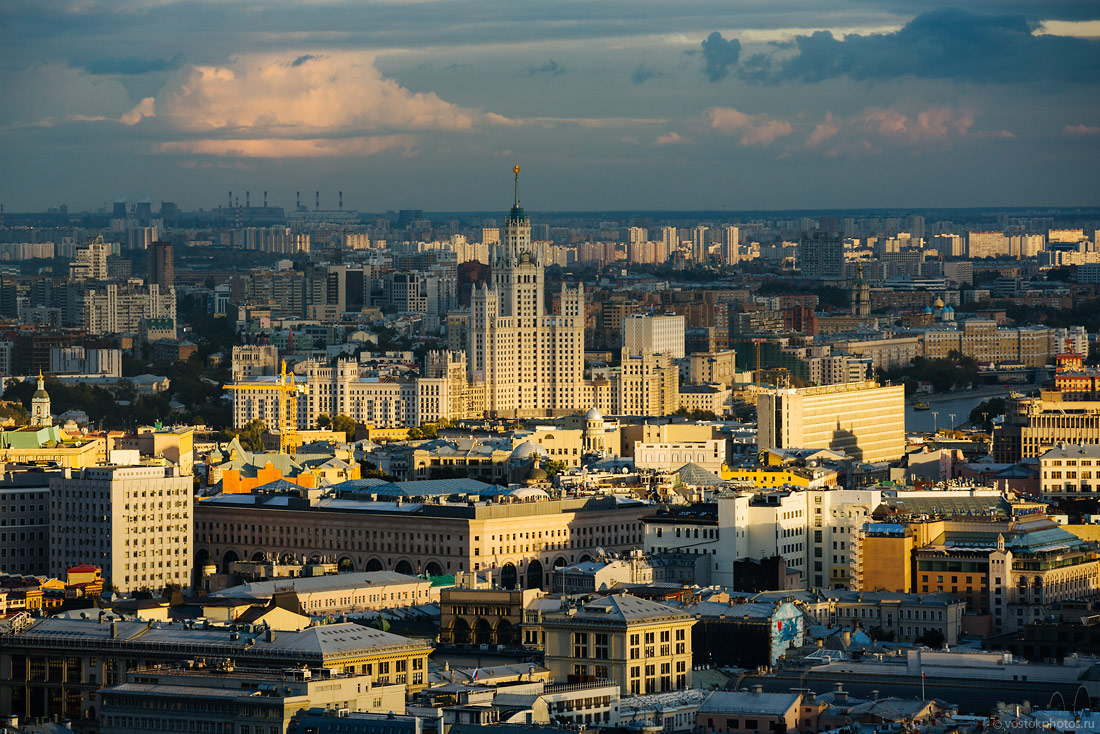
[507,164,527,224]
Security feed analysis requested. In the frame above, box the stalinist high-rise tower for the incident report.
[468,166,585,417]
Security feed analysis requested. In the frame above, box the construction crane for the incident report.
[751,337,768,385]
[226,360,305,455]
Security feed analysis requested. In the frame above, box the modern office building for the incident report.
[468,174,585,418]
[49,464,193,594]
[756,381,905,464]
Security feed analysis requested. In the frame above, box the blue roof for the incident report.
[332,477,497,497]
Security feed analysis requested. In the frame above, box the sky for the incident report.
[1,0,1099,213]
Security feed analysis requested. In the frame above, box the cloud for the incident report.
[744,7,1100,85]
[80,53,184,75]
[807,113,839,147]
[157,52,491,137]
[654,131,685,145]
[1066,124,1100,135]
[528,59,564,77]
[156,135,416,158]
[700,31,741,81]
[630,64,662,84]
[120,97,155,125]
[804,104,996,155]
[707,106,792,146]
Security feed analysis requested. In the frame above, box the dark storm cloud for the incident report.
[630,64,662,84]
[291,54,317,67]
[79,53,183,75]
[700,31,741,81]
[528,59,564,77]
[750,7,1100,84]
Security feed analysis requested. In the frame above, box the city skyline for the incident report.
[2,1,1099,212]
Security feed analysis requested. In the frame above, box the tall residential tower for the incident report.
[468,167,585,417]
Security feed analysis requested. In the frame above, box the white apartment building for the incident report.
[69,238,110,281]
[623,314,686,359]
[468,185,586,418]
[757,381,905,464]
[49,464,193,593]
[49,346,122,377]
[714,488,882,591]
[82,281,176,335]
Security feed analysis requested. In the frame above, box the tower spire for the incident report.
[513,164,520,208]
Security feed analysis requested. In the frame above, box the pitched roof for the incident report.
[675,462,722,487]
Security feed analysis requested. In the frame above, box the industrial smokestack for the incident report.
[315,191,320,210]
[339,191,343,209]
[245,191,250,208]
[263,191,268,208]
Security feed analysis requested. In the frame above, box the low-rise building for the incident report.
[696,688,805,734]
[210,571,434,616]
[0,619,431,725]
[526,593,694,696]
[1038,443,1100,500]
[99,664,406,734]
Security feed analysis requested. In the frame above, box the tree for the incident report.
[235,419,267,452]
[0,401,28,426]
[316,414,332,429]
[543,460,568,478]
[969,397,1007,431]
[331,414,357,442]
[360,461,396,481]
[915,629,945,649]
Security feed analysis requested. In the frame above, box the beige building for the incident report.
[634,440,725,474]
[831,337,922,371]
[231,355,471,431]
[527,594,694,695]
[99,665,406,734]
[195,492,651,591]
[612,349,679,417]
[469,185,586,418]
[995,393,1100,461]
[230,343,279,381]
[1038,443,1100,499]
[623,314,686,359]
[922,320,1054,367]
[440,579,544,646]
[689,349,739,385]
[50,464,193,594]
[757,381,905,464]
[210,571,434,615]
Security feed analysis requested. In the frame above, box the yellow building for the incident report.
[527,593,694,695]
[0,427,104,468]
[720,465,837,489]
[858,524,915,592]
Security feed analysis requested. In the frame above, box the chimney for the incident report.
[265,628,276,643]
[110,622,118,639]
[752,685,763,694]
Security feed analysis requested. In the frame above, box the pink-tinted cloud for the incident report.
[654,131,685,145]
[807,113,839,147]
[1066,124,1100,135]
[157,135,416,158]
[706,106,792,146]
[806,104,999,154]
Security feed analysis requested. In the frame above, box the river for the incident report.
[904,385,1023,433]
